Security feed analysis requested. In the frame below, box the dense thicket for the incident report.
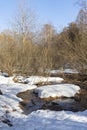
[0,1,87,75]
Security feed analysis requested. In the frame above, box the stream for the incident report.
[17,88,87,114]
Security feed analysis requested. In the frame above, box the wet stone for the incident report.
[0,90,3,95]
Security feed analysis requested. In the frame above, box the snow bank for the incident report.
[0,83,37,95]
[35,84,80,98]
[26,76,63,85]
[64,69,78,74]
[49,69,78,74]
[0,75,37,118]
[0,83,37,115]
[0,71,9,77]
[0,76,14,84]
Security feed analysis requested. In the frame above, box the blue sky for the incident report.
[0,0,80,32]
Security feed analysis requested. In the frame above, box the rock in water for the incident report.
[0,90,2,95]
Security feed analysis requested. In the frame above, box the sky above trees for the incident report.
[0,0,80,32]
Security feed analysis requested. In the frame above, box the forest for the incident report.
[0,1,87,76]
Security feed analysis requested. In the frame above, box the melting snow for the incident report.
[0,75,87,130]
[35,84,80,98]
[49,69,78,74]
[26,76,64,85]
[1,110,87,130]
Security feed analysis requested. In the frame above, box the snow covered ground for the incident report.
[0,75,87,130]
[0,76,37,121]
[1,110,87,130]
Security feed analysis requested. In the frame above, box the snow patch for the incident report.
[35,84,80,98]
[26,76,63,85]
[49,69,78,74]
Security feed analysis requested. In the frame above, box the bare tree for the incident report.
[76,0,87,32]
[12,0,37,44]
[40,23,56,45]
